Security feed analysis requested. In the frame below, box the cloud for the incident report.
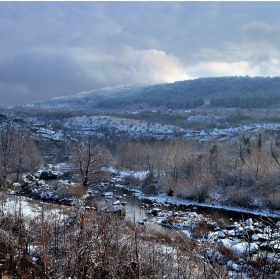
[244,22,280,48]
[127,49,190,83]
[0,46,190,106]
[113,47,190,83]
[187,45,280,78]
[0,81,31,107]
[67,46,190,84]
[0,49,100,106]
[187,61,250,78]
[1,2,280,106]
[182,56,280,79]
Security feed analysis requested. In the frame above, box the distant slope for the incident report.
[21,76,280,110]
[23,83,152,110]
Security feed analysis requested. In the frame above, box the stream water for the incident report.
[87,184,275,236]
[87,185,172,236]
[40,176,279,238]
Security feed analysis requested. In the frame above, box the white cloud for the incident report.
[122,47,190,83]
[187,37,280,78]
[66,46,190,84]
[187,61,251,78]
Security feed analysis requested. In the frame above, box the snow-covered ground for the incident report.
[64,115,185,139]
[7,107,280,143]
[23,83,152,109]
[29,112,280,143]
[0,195,65,221]
[35,126,65,141]
[5,162,280,278]
[184,122,280,141]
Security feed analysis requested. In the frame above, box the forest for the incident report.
[23,76,280,110]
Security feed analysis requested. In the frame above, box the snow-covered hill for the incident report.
[22,83,152,110]
[18,76,280,111]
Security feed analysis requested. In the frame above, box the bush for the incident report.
[159,176,178,194]
[224,187,255,209]
[261,188,280,210]
[184,183,214,203]
[0,195,230,278]
[55,182,85,197]
[141,184,158,196]
[123,175,141,186]
[141,172,154,186]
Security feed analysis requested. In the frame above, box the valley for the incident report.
[2,77,280,278]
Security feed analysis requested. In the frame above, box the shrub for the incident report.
[224,187,255,209]
[55,182,85,197]
[145,230,173,244]
[141,184,158,196]
[123,175,141,186]
[159,176,178,194]
[261,188,280,210]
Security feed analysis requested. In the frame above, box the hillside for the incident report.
[19,76,280,111]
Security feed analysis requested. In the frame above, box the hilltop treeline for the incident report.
[98,76,280,110]
[23,76,280,111]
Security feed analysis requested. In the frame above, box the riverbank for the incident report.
[115,182,280,220]
[108,167,280,220]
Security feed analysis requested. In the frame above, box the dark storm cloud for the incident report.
[0,52,97,107]
[1,2,280,107]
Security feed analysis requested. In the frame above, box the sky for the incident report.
[1,1,280,107]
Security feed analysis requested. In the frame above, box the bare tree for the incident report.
[0,121,16,188]
[12,127,43,182]
[70,135,113,187]
[0,121,44,187]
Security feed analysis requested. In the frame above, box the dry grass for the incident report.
[210,211,230,228]
[123,175,141,186]
[55,182,86,197]
[0,195,233,279]
[83,198,98,209]
[261,188,280,210]
[224,187,255,209]
[164,216,181,224]
[141,230,174,245]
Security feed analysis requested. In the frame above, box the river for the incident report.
[86,184,276,237]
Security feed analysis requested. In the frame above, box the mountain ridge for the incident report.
[18,76,280,111]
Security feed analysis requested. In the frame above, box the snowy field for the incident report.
[0,194,65,221]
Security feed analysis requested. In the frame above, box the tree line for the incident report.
[90,76,280,110]
[115,132,280,209]
[20,76,280,111]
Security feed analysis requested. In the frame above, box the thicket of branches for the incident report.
[69,134,113,187]
[0,193,232,279]
[2,194,280,279]
[0,121,43,188]
[116,131,280,209]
